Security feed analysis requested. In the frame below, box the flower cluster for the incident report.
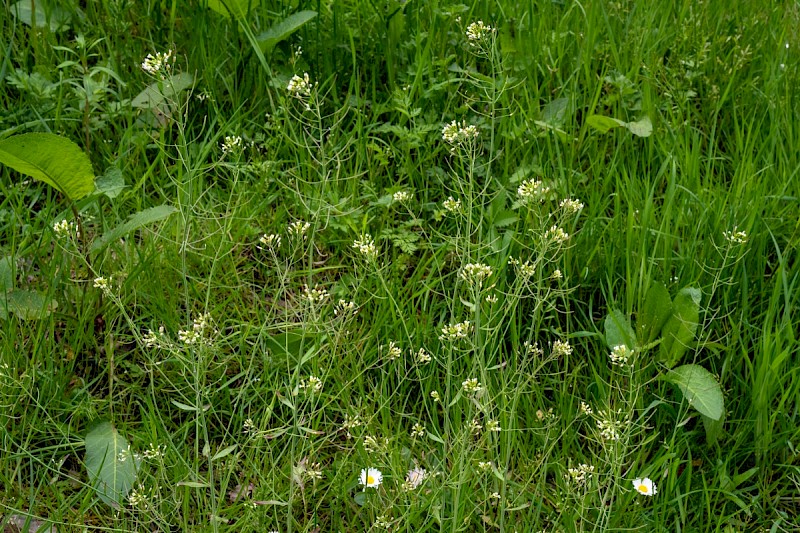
[258,233,281,251]
[459,263,493,287]
[287,72,313,99]
[221,135,242,154]
[352,234,378,261]
[596,410,624,441]
[142,326,166,348]
[384,341,402,361]
[439,320,473,341]
[462,377,483,394]
[442,120,480,147]
[288,220,311,238]
[544,225,570,244]
[564,463,595,486]
[551,339,573,358]
[414,347,432,364]
[334,299,357,317]
[517,179,550,204]
[341,414,362,439]
[443,196,462,212]
[303,285,330,304]
[178,313,215,345]
[141,50,173,77]
[410,423,425,438]
[52,219,77,238]
[298,375,323,394]
[723,226,748,245]
[392,190,413,203]
[608,344,632,367]
[93,276,112,296]
[509,257,536,279]
[559,198,584,214]
[466,21,494,45]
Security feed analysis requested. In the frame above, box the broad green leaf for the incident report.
[702,410,725,446]
[95,167,126,199]
[85,421,139,508]
[625,116,653,137]
[131,73,194,109]
[211,444,238,462]
[604,309,636,349]
[90,205,177,254]
[0,133,95,200]
[586,114,624,134]
[0,256,13,292]
[264,330,314,361]
[663,364,724,420]
[9,0,71,32]
[541,97,571,127]
[204,0,250,19]
[586,114,652,137]
[0,289,57,320]
[659,287,701,367]
[256,11,317,53]
[637,282,672,344]
[493,210,518,228]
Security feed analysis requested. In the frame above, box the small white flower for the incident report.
[352,234,378,260]
[632,477,657,496]
[723,226,748,245]
[287,72,313,99]
[360,467,383,488]
[392,190,413,203]
[609,344,632,366]
[559,198,584,214]
[462,377,483,394]
[93,276,111,294]
[465,21,494,45]
[221,135,242,154]
[517,179,550,204]
[405,466,426,489]
[443,196,462,212]
[141,50,174,77]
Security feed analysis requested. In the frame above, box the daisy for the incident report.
[360,468,383,489]
[632,477,657,496]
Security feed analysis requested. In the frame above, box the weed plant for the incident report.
[1,0,798,531]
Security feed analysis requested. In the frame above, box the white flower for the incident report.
[141,50,174,77]
[465,21,494,45]
[352,234,378,260]
[221,135,242,154]
[93,276,111,294]
[517,179,550,204]
[360,467,383,488]
[609,344,632,366]
[443,196,462,212]
[632,477,657,496]
[287,72,313,99]
[559,198,584,213]
[460,263,493,287]
[723,226,748,245]
[462,378,483,394]
[405,466,426,489]
[392,190,413,203]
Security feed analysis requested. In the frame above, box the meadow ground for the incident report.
[1,0,799,531]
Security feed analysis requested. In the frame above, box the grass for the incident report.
[1,0,799,531]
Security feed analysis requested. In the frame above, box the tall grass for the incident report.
[1,0,798,531]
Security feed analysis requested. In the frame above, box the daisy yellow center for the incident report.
[367,475,375,484]
[638,484,648,493]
